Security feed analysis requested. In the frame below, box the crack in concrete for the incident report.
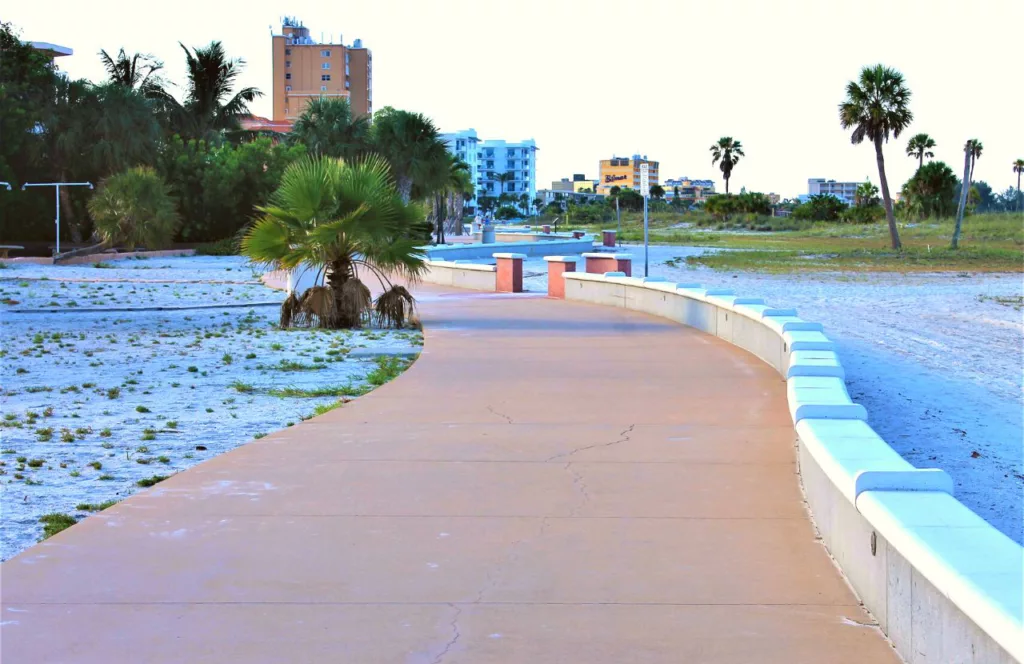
[474,517,550,604]
[565,463,590,516]
[432,603,462,664]
[545,424,636,462]
[486,405,514,424]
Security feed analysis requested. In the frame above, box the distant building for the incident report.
[552,174,597,193]
[551,178,575,192]
[29,42,73,60]
[537,189,604,208]
[808,178,857,205]
[598,155,659,196]
[663,177,716,204]
[767,193,780,205]
[440,130,537,211]
[272,17,372,123]
[239,115,294,134]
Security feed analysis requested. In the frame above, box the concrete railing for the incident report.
[423,237,593,261]
[559,271,1022,664]
[419,259,497,291]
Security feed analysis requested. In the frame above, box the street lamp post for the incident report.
[20,182,94,255]
[639,163,650,277]
[0,182,12,191]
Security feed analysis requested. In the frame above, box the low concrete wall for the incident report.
[561,271,1022,664]
[423,237,593,261]
[4,249,196,266]
[419,259,497,291]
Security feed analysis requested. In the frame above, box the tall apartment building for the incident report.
[598,155,659,195]
[440,129,538,211]
[808,178,857,205]
[271,17,372,123]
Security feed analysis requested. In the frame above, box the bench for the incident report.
[0,245,24,258]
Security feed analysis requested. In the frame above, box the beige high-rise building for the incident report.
[271,17,372,123]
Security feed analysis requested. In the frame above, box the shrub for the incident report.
[841,205,885,224]
[87,167,180,250]
[194,238,238,255]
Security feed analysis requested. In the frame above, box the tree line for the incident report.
[0,22,472,248]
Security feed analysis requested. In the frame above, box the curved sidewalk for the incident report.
[0,285,898,663]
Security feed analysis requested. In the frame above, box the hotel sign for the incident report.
[603,174,628,183]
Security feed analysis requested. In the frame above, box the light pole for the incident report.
[21,182,94,255]
[639,163,650,277]
[0,182,12,191]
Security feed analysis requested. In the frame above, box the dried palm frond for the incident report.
[336,279,372,328]
[280,291,300,328]
[375,285,416,329]
[299,286,336,328]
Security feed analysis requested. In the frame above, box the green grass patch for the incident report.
[39,513,77,539]
[76,499,119,512]
[136,475,169,487]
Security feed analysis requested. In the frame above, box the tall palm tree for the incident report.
[290,97,369,161]
[953,139,983,248]
[905,133,936,171]
[370,107,448,203]
[1014,159,1024,211]
[709,137,744,194]
[428,155,471,243]
[162,41,261,141]
[967,139,983,182]
[491,171,515,197]
[839,64,913,250]
[242,155,426,329]
[99,48,166,98]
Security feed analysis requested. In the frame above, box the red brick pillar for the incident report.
[541,224,551,234]
[583,252,632,276]
[602,230,617,247]
[544,256,577,299]
[572,230,585,239]
[493,253,525,293]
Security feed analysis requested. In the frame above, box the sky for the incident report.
[8,0,1023,197]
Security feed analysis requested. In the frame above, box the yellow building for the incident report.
[597,155,659,195]
[271,18,372,123]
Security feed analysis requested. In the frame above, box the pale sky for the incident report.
[9,0,1023,197]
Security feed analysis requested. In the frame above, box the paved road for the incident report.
[0,285,897,663]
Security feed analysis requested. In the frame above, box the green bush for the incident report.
[841,205,885,224]
[193,238,238,255]
[87,167,180,249]
[494,205,521,220]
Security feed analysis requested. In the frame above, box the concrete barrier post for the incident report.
[543,256,577,299]
[583,252,632,277]
[493,253,526,293]
[602,230,617,247]
[542,224,551,234]
[572,231,585,239]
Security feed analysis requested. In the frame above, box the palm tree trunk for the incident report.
[919,154,924,171]
[1018,172,1022,212]
[724,174,730,194]
[397,176,413,204]
[952,151,972,249]
[58,176,84,244]
[873,135,901,250]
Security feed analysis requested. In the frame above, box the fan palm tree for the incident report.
[854,181,879,207]
[161,41,261,141]
[953,139,983,248]
[1014,159,1024,211]
[905,133,936,171]
[967,139,983,182]
[839,64,913,250]
[370,107,448,203]
[428,155,472,243]
[241,155,427,329]
[709,137,744,194]
[87,167,180,250]
[99,48,167,98]
[290,96,370,161]
[491,171,515,197]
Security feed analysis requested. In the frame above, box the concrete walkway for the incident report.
[0,285,898,663]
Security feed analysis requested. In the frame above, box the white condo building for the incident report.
[807,178,859,205]
[440,129,538,212]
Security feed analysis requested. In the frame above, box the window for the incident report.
[345,52,350,64]
[321,49,331,57]
[345,64,350,75]
[321,62,331,69]
[321,74,331,81]
[285,73,291,80]
[345,80,350,89]
[285,48,291,55]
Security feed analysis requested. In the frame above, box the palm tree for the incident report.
[162,41,261,141]
[967,139,983,182]
[709,137,744,194]
[649,184,665,200]
[953,139,983,248]
[242,155,427,329]
[87,167,180,251]
[854,180,879,207]
[1014,159,1024,211]
[491,171,515,198]
[517,193,529,216]
[839,64,913,250]
[290,97,369,161]
[428,155,472,243]
[370,107,448,203]
[905,133,936,171]
[99,48,166,98]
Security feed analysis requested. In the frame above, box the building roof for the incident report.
[239,116,293,134]
[29,42,73,58]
